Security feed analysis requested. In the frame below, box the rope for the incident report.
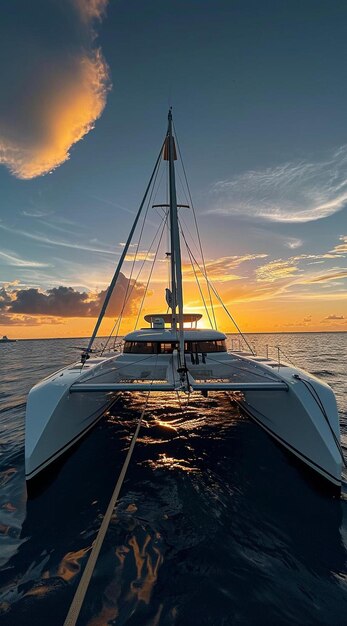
[63,391,152,626]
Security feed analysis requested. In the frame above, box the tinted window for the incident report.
[124,339,226,354]
[186,340,226,353]
[123,341,156,354]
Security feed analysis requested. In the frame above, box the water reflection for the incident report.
[0,337,347,625]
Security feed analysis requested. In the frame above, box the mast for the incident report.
[166,109,185,360]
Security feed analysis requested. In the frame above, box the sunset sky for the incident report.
[0,0,346,338]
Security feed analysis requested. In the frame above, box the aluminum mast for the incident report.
[166,109,185,361]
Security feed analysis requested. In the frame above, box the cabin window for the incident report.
[124,339,227,354]
[123,341,156,354]
[160,342,177,354]
[186,340,227,353]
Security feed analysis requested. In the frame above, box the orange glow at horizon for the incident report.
[2,295,346,340]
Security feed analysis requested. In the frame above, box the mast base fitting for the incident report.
[81,352,90,364]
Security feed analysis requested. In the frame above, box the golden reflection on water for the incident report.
[127,533,163,604]
[57,546,91,582]
[73,392,241,624]
[147,453,198,473]
[0,468,17,487]
[86,529,164,625]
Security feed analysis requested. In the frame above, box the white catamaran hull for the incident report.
[240,364,341,487]
[25,351,342,490]
[25,363,119,480]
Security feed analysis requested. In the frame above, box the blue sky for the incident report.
[0,0,346,336]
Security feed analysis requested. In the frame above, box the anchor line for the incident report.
[63,389,152,626]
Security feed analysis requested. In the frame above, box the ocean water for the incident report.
[0,333,346,625]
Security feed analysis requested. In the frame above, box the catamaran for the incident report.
[25,111,344,492]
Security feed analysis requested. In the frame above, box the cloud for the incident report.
[183,254,267,282]
[209,145,347,223]
[74,0,108,21]
[0,274,144,324]
[0,223,118,256]
[0,0,110,180]
[21,209,53,218]
[305,270,347,284]
[330,235,347,255]
[323,314,345,321]
[0,251,51,268]
[124,252,156,262]
[285,238,303,250]
[256,259,301,282]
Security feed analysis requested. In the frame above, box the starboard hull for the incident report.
[239,362,342,489]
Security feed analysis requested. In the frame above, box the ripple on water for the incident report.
[0,335,347,626]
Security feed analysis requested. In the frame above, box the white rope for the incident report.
[63,391,151,626]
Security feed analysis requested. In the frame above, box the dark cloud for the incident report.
[9,287,90,316]
[0,273,144,324]
[0,287,13,308]
[0,0,110,179]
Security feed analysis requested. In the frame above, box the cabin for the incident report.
[123,314,227,355]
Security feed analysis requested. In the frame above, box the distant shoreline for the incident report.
[7,330,347,341]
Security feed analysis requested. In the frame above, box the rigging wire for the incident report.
[101,156,166,353]
[183,232,213,327]
[180,229,255,355]
[134,210,169,329]
[85,138,165,357]
[173,121,217,329]
[102,156,163,349]
[178,212,216,328]
[102,208,168,352]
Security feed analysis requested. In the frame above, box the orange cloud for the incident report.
[0,1,110,179]
[330,235,347,255]
[256,259,300,282]
[74,0,108,21]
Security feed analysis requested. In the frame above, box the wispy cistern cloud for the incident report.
[209,146,347,223]
[331,235,347,255]
[0,223,119,257]
[0,251,51,268]
[183,254,267,282]
[0,0,110,180]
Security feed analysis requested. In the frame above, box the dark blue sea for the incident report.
[0,333,346,625]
